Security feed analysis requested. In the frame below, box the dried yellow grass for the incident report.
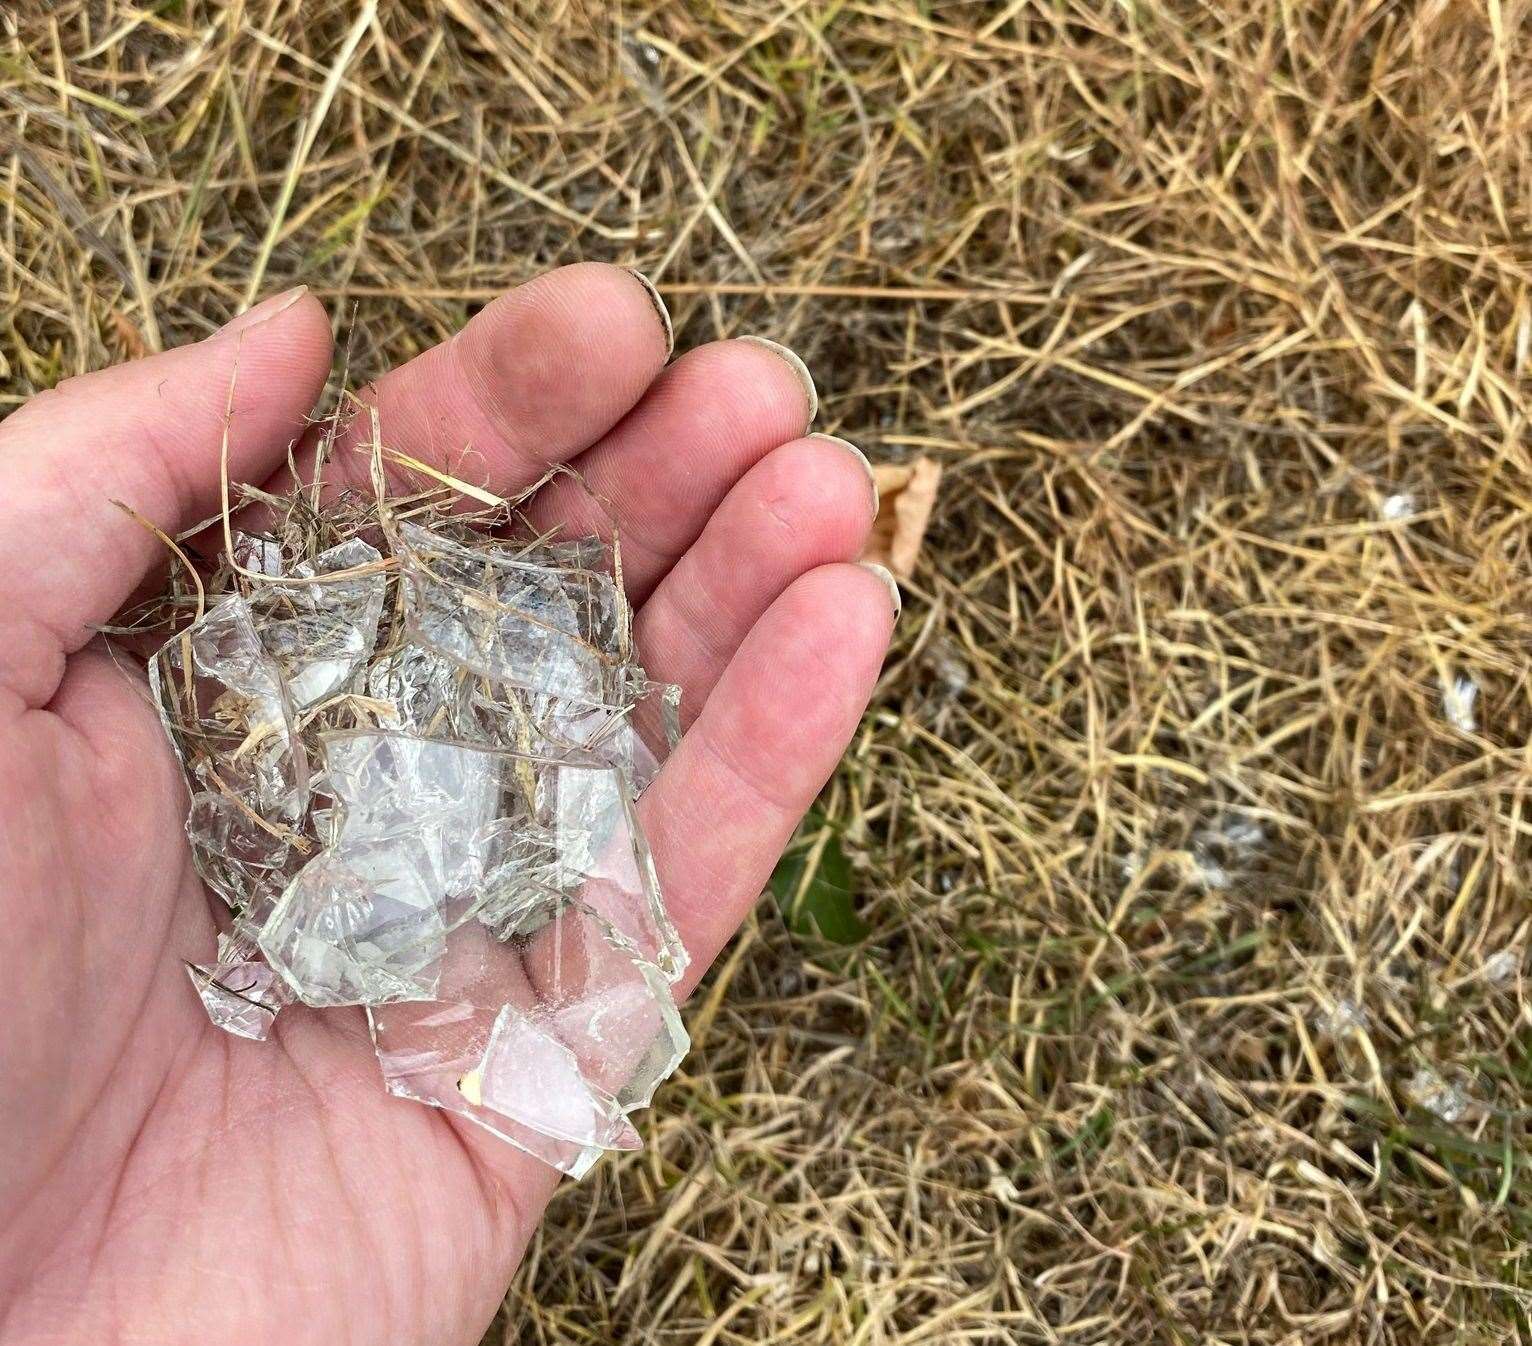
[8,2,1532,1341]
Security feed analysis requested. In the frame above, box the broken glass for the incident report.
[187,956,289,1041]
[368,895,685,1173]
[367,998,612,1178]
[183,788,308,923]
[154,513,689,1178]
[252,537,387,710]
[395,521,625,704]
[474,751,686,980]
[468,671,681,792]
[149,595,311,925]
[366,642,478,737]
[259,733,502,1006]
[230,530,284,577]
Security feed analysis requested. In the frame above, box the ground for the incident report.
[6,2,1532,1341]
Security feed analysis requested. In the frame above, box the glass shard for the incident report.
[230,530,284,577]
[187,958,289,1041]
[395,521,625,704]
[253,537,387,710]
[468,673,681,792]
[184,789,305,923]
[260,831,451,1006]
[477,753,686,980]
[259,733,502,1006]
[366,642,476,737]
[149,596,310,922]
[368,894,684,1173]
[155,515,690,1178]
[368,999,610,1178]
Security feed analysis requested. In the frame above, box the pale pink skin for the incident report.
[0,266,892,1345]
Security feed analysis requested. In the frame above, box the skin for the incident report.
[0,265,894,1345]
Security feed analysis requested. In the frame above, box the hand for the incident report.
[0,266,893,1345]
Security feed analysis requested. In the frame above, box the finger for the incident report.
[265,263,671,505]
[639,562,898,992]
[635,435,878,719]
[525,336,818,603]
[0,290,333,708]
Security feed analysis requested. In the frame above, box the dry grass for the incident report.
[8,1,1532,1340]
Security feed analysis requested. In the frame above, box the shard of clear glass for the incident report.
[187,957,290,1040]
[259,733,502,1006]
[153,513,690,1179]
[395,520,625,704]
[368,894,685,1173]
[149,595,310,925]
[252,537,387,710]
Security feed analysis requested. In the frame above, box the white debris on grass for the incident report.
[1441,671,1479,733]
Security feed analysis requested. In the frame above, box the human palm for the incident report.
[0,266,893,1344]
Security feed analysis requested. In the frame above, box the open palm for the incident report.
[0,266,893,1345]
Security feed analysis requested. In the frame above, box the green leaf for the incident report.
[769,815,868,945]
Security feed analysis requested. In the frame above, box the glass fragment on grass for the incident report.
[1315,998,1366,1039]
[1441,671,1479,733]
[1196,814,1265,854]
[1188,813,1265,892]
[1405,1066,1470,1123]
[922,636,971,699]
[1484,948,1521,984]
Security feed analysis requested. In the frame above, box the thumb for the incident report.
[0,289,333,708]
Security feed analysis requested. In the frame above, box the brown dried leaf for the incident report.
[861,456,941,582]
[110,311,148,361]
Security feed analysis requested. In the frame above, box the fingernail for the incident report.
[625,268,673,357]
[809,433,879,514]
[738,335,818,429]
[858,562,902,621]
[217,285,310,339]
